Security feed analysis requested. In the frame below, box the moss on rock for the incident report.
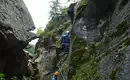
[111,21,129,37]
[75,0,88,19]
[110,67,120,80]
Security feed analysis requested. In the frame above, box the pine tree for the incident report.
[49,0,62,19]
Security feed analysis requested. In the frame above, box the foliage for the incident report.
[80,0,87,6]
[46,7,69,32]
[72,37,86,52]
[110,67,120,80]
[68,35,103,80]
[0,74,18,80]
[43,30,56,38]
[71,48,101,80]
[56,37,61,47]
[11,76,17,80]
[111,21,129,37]
[75,0,88,19]
[0,73,5,80]
[36,27,44,36]
[40,0,71,39]
[49,0,62,19]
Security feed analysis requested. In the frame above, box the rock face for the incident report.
[34,0,130,80]
[73,0,117,42]
[0,0,37,77]
[34,37,69,80]
[72,0,130,80]
[34,37,57,80]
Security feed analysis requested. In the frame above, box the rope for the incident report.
[56,36,76,80]
[56,47,69,80]
[66,36,76,80]
[57,66,66,80]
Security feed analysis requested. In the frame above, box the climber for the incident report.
[56,31,70,59]
[32,26,36,31]
[67,3,76,24]
[52,71,59,80]
[61,31,70,53]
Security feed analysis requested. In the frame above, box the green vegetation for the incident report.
[116,21,129,36]
[0,74,17,80]
[79,0,88,6]
[120,37,130,47]
[75,0,88,19]
[36,27,44,36]
[118,37,130,51]
[37,0,72,43]
[49,0,62,19]
[105,48,112,56]
[56,37,61,47]
[111,21,129,37]
[68,36,102,80]
[10,76,17,80]
[110,67,120,80]
[0,73,5,80]
[72,37,86,52]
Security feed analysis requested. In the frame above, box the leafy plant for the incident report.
[36,27,44,36]
[0,73,5,80]
[11,76,17,80]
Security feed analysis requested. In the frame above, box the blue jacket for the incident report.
[52,76,57,80]
[32,26,36,31]
[61,35,70,44]
[68,8,74,17]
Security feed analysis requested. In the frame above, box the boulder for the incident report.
[0,0,37,77]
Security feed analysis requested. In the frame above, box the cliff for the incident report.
[34,0,130,80]
[0,0,37,78]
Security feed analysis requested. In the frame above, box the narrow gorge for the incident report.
[0,0,130,80]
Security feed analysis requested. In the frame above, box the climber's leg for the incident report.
[56,48,60,59]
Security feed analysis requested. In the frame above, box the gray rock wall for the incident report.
[0,0,37,77]
[34,0,130,80]
[73,0,130,79]
[34,37,57,80]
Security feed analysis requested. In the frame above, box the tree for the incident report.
[49,0,62,19]
[46,7,69,32]
[36,27,43,36]
[43,0,71,38]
